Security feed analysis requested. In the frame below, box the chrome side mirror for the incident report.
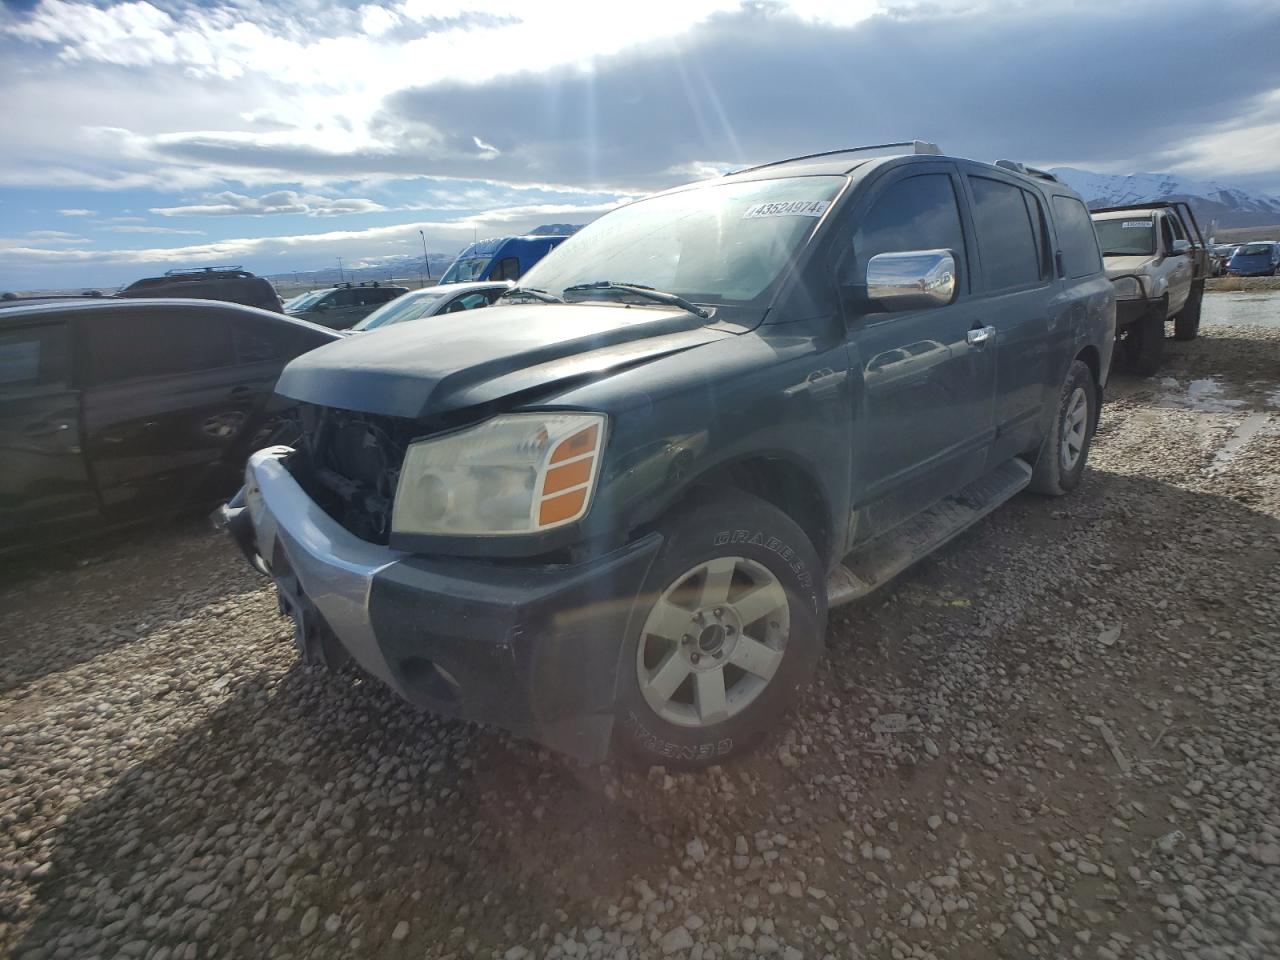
[1168,239,1191,256]
[865,249,957,312]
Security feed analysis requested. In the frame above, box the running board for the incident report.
[826,458,1033,608]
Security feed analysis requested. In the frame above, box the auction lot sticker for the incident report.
[1122,220,1153,228]
[743,200,831,219]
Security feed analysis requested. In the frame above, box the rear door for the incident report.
[0,319,97,544]
[838,163,998,539]
[79,307,249,520]
[960,168,1059,463]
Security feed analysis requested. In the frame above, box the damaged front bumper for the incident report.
[219,446,662,762]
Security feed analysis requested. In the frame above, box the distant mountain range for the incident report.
[266,223,584,286]
[1050,168,1280,231]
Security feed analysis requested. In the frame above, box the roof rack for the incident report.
[994,160,1060,183]
[732,141,942,176]
[163,265,248,277]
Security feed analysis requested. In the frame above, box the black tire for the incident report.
[1029,360,1097,497]
[614,492,826,769]
[1173,286,1203,341]
[1126,310,1166,376]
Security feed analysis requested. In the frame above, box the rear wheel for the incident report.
[615,492,825,768]
[1173,285,1203,341]
[1029,360,1097,496]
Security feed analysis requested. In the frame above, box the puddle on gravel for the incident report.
[1210,412,1280,472]
[1203,290,1280,328]
[1154,376,1246,412]
[1150,376,1280,471]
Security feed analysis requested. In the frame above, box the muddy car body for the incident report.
[221,142,1114,765]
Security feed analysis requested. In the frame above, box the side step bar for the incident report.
[826,458,1033,608]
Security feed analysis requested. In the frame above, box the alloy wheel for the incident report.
[636,556,790,728]
[1060,385,1089,471]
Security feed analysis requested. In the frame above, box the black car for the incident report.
[221,142,1115,766]
[1,298,337,553]
[118,266,284,313]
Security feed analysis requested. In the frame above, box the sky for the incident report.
[2,0,1280,289]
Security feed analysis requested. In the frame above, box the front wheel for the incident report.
[1173,287,1203,341]
[1029,360,1097,496]
[1125,310,1166,376]
[615,492,826,768]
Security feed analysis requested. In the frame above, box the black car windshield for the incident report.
[518,176,846,304]
[1237,243,1273,256]
[1094,218,1156,256]
[440,257,491,284]
[351,290,445,330]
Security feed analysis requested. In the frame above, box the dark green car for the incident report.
[221,142,1114,767]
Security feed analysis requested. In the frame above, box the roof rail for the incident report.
[731,140,942,176]
[994,160,1060,183]
[163,265,246,277]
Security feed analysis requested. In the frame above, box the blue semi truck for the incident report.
[439,234,570,284]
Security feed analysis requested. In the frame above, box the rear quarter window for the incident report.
[1051,196,1103,279]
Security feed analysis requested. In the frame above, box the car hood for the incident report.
[1103,255,1158,278]
[276,302,736,419]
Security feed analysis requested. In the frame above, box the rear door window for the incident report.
[80,312,235,385]
[967,176,1042,291]
[1051,196,1104,279]
[0,323,69,392]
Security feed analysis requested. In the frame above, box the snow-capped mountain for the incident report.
[1049,167,1280,230]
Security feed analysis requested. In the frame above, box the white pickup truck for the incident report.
[1091,202,1210,375]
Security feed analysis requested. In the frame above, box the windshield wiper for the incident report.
[562,281,711,319]
[501,286,563,303]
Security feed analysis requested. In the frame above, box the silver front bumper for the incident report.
[244,446,403,685]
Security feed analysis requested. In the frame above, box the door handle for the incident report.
[22,421,71,438]
[966,325,996,346]
[230,385,254,396]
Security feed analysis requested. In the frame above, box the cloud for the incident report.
[1162,88,1280,186]
[0,198,613,284]
[150,190,388,217]
[359,3,399,36]
[101,224,206,235]
[17,0,1265,197]
[21,230,86,243]
[56,208,95,216]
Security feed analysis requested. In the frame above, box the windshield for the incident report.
[351,290,444,330]
[284,290,329,312]
[440,257,492,284]
[1236,243,1273,257]
[1094,218,1155,256]
[518,176,846,304]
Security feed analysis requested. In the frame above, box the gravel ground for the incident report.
[3,324,1279,960]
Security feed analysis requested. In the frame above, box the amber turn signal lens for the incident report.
[550,424,599,464]
[538,488,588,526]
[542,458,592,495]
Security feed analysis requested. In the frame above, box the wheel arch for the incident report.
[649,453,837,568]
